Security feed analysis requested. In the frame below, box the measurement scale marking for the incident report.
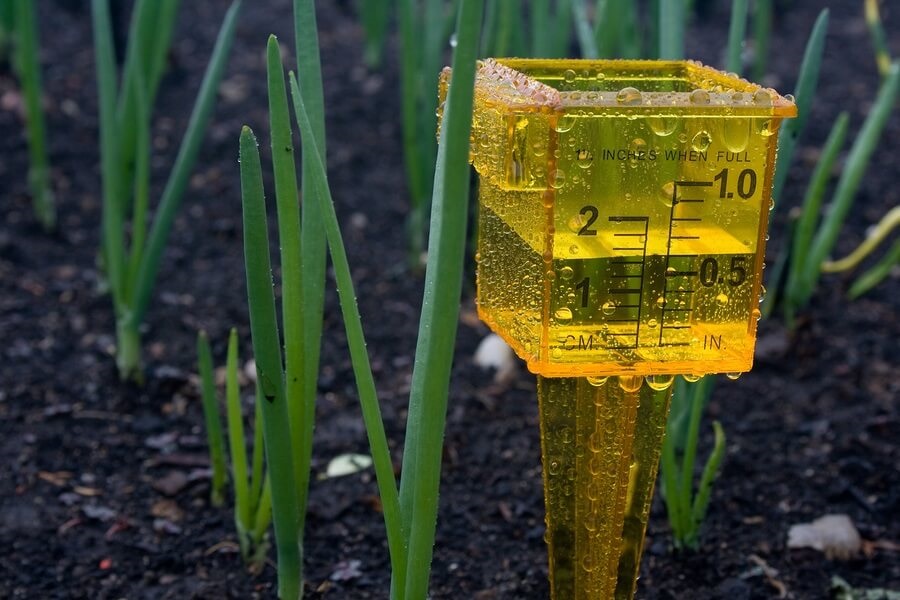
[659,181,712,347]
[605,215,649,350]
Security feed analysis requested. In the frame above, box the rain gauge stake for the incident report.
[448,59,796,599]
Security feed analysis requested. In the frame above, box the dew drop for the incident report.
[715,293,729,306]
[616,86,642,105]
[648,116,678,136]
[753,89,773,106]
[726,372,742,380]
[758,285,767,303]
[563,69,576,84]
[551,347,563,359]
[656,296,666,308]
[647,318,659,328]
[560,266,574,280]
[691,130,712,152]
[645,374,675,391]
[555,115,575,132]
[554,307,573,323]
[587,376,608,387]
[658,181,676,207]
[723,118,750,152]
[683,374,701,383]
[449,33,458,47]
[689,89,711,105]
[550,169,566,189]
[618,375,643,392]
[601,301,617,315]
[575,148,593,168]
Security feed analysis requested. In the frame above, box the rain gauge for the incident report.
[444,58,796,598]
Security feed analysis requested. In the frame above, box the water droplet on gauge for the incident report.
[616,87,642,105]
[692,130,712,152]
[554,307,573,323]
[601,301,616,315]
[560,266,574,280]
[646,374,675,391]
[690,89,710,105]
[715,293,729,306]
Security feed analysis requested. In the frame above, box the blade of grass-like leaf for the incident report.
[361,0,391,67]
[148,0,181,96]
[239,125,301,600]
[400,1,482,596]
[225,328,252,550]
[552,0,573,57]
[198,331,227,506]
[726,0,748,74]
[804,64,900,298]
[678,377,708,522]
[821,205,900,273]
[399,0,427,236]
[91,0,125,309]
[659,0,684,60]
[772,9,828,204]
[760,216,795,319]
[659,429,684,546]
[251,473,274,548]
[131,0,240,326]
[784,112,848,319]
[125,60,150,298]
[292,0,328,540]
[848,238,900,298]
[865,0,892,79]
[114,0,157,210]
[688,420,726,548]
[532,0,550,55]
[752,0,771,80]
[289,72,405,590]
[573,0,599,59]
[250,382,265,517]
[14,0,54,231]
[265,35,307,530]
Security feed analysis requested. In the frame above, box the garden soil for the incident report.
[1,1,897,598]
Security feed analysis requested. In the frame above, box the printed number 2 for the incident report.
[578,206,598,236]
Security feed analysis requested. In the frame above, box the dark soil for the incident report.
[1,1,897,598]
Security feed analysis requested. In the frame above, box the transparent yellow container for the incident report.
[452,58,796,599]
[465,58,796,379]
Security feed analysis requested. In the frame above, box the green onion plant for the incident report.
[90,0,240,381]
[197,329,273,568]
[239,1,481,596]
[820,205,900,298]
[12,0,54,230]
[399,0,457,265]
[726,0,749,74]
[660,376,726,550]
[781,63,900,325]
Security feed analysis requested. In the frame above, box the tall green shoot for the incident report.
[660,376,726,550]
[197,331,228,507]
[91,0,240,381]
[239,125,302,599]
[13,0,54,230]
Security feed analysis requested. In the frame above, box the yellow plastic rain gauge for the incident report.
[451,59,796,599]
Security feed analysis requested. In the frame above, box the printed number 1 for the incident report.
[575,277,589,307]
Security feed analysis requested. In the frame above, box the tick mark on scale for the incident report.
[727,192,734,198]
